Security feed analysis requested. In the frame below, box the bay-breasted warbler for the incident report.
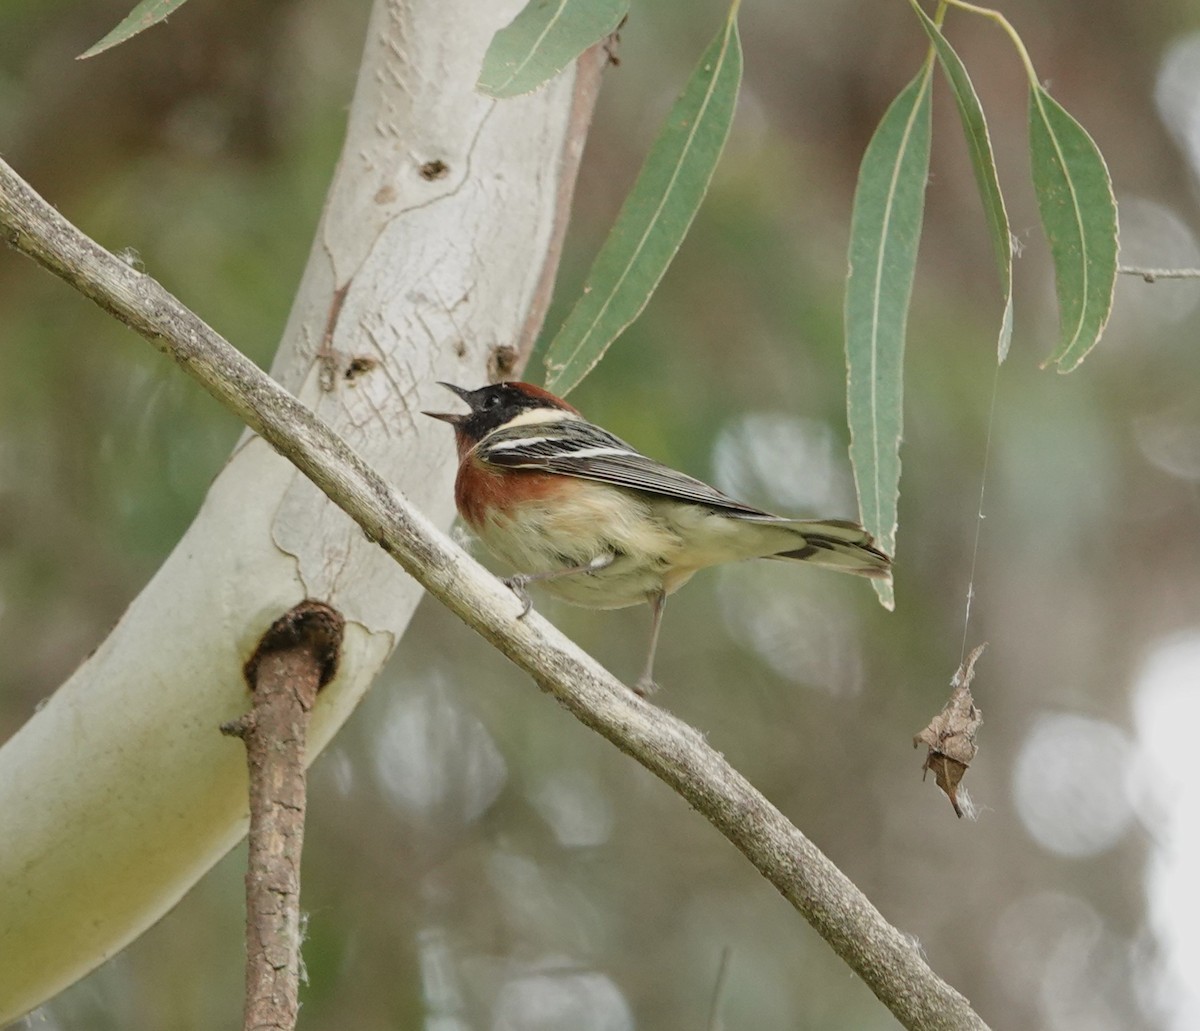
[426,381,890,694]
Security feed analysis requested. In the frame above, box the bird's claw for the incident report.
[633,675,660,698]
[501,574,534,618]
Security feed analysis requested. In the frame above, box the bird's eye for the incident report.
[482,393,501,410]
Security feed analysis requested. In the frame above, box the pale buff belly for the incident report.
[472,480,800,609]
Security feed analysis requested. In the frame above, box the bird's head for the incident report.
[424,381,581,453]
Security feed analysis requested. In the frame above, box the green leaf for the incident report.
[479,0,628,98]
[909,1,1014,362]
[1028,85,1118,371]
[78,0,190,59]
[845,62,933,610]
[544,4,742,396]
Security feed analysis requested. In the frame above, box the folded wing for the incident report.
[477,421,773,516]
[477,420,890,578]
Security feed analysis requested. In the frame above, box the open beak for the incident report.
[421,382,472,425]
[423,410,464,425]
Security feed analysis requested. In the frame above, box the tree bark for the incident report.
[0,0,603,1020]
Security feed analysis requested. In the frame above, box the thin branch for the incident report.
[1118,264,1200,282]
[0,156,990,1031]
[220,601,344,1031]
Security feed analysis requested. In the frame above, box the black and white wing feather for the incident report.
[476,417,890,577]
[477,420,774,517]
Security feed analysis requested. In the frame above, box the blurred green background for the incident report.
[3,0,1200,1028]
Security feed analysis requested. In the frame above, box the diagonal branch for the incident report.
[0,156,990,1031]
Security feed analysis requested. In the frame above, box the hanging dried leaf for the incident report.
[914,642,985,818]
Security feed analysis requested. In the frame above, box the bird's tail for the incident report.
[770,518,892,580]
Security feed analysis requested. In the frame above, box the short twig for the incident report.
[221,600,344,1031]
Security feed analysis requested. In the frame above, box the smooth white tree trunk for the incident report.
[0,0,598,1020]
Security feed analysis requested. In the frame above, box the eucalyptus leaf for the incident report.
[79,0,190,59]
[478,0,628,99]
[910,1,1014,361]
[1028,85,1118,371]
[845,62,934,610]
[543,4,742,396]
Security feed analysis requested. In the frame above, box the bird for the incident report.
[425,381,891,695]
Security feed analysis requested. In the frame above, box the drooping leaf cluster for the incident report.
[846,0,1115,603]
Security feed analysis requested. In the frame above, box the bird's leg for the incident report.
[502,553,614,618]
[634,590,667,697]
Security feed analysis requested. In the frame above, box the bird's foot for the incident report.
[633,674,660,698]
[501,574,534,618]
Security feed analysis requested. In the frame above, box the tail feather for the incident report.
[770,519,892,580]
